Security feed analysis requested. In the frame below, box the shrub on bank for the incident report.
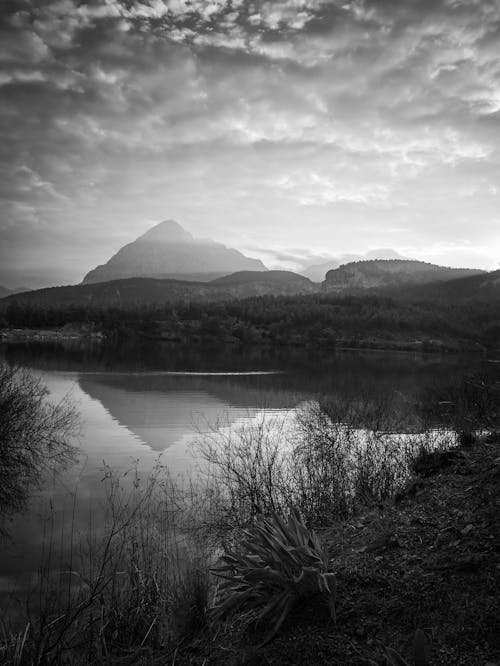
[195,400,456,529]
[211,508,336,645]
[0,363,78,531]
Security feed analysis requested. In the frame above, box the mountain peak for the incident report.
[82,219,267,284]
[138,220,195,244]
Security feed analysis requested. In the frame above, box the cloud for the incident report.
[1,0,500,286]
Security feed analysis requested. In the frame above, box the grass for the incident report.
[1,463,216,665]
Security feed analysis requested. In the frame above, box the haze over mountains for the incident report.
[83,220,267,284]
[1,219,496,308]
[1,220,491,297]
[83,220,478,286]
[2,261,497,311]
[0,286,31,300]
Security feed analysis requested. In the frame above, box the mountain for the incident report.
[211,270,316,296]
[83,220,267,284]
[1,279,215,309]
[323,260,484,292]
[1,271,316,310]
[399,269,500,303]
[0,285,31,299]
[302,249,408,282]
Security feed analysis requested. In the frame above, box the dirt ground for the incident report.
[175,437,500,665]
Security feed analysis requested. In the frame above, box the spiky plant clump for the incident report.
[210,507,336,644]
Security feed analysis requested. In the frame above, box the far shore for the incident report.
[0,327,104,343]
[0,325,489,356]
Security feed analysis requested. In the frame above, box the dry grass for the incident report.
[0,464,216,665]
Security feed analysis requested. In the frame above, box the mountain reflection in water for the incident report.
[0,340,495,605]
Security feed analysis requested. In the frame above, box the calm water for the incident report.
[0,340,494,605]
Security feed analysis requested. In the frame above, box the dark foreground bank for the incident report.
[177,437,500,666]
[2,437,498,665]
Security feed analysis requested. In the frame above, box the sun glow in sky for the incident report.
[1,0,500,287]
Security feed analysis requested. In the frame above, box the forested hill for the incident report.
[389,269,500,303]
[323,260,484,292]
[210,270,316,294]
[0,286,30,299]
[2,265,500,353]
[0,271,317,309]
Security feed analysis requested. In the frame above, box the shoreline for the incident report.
[0,327,104,343]
[0,325,489,357]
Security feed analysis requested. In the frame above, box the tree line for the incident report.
[1,293,499,352]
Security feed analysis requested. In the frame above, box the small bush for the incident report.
[211,507,336,645]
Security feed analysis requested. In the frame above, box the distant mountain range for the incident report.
[83,220,267,284]
[323,260,484,292]
[1,217,495,312]
[1,271,316,309]
[3,260,498,312]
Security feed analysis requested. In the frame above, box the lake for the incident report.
[0,340,495,612]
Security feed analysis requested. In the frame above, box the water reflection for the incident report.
[0,340,496,607]
[77,372,299,453]
[3,339,493,411]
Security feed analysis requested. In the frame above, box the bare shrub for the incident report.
[418,369,500,438]
[292,400,432,523]
[194,412,296,528]
[195,399,453,528]
[0,363,78,531]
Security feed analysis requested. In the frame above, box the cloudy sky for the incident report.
[1,0,500,287]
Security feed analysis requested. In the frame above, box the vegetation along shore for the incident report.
[1,362,499,665]
[1,288,499,354]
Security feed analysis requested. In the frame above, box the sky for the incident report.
[1,0,500,287]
